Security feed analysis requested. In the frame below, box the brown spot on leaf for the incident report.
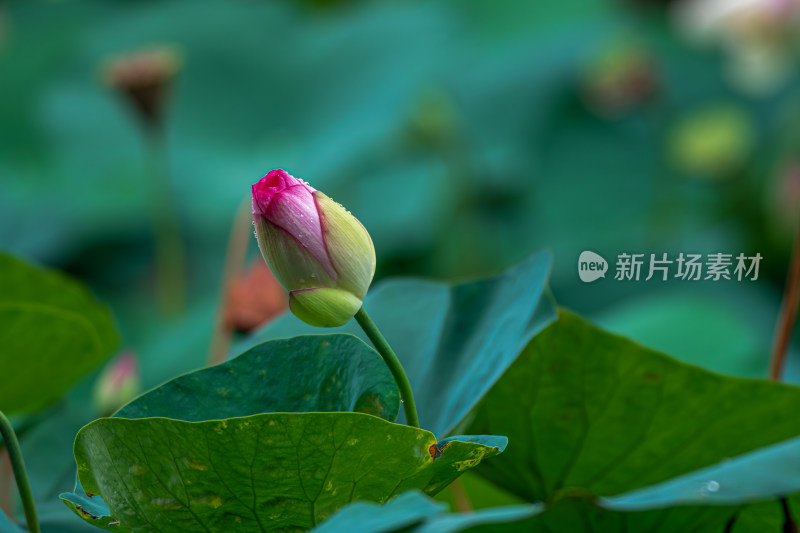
[428,443,441,460]
[429,442,450,461]
[75,506,99,519]
[354,393,387,418]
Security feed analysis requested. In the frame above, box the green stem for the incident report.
[354,307,420,428]
[146,122,185,316]
[0,411,39,533]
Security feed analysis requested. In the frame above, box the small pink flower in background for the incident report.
[252,169,375,328]
[93,352,141,417]
[768,161,800,239]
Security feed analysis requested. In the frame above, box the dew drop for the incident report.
[699,480,720,496]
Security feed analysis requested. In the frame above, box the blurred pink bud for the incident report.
[769,161,800,238]
[93,352,141,416]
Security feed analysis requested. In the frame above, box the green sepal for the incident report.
[315,192,375,299]
[290,287,363,327]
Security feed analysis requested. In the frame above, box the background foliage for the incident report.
[1,0,800,531]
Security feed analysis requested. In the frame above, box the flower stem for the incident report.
[207,197,253,366]
[146,122,185,316]
[0,411,39,533]
[767,216,800,531]
[769,214,800,380]
[0,449,12,521]
[354,307,420,428]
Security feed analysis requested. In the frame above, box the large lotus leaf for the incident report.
[62,414,505,532]
[431,492,795,533]
[411,505,540,533]
[311,440,800,533]
[468,309,800,503]
[516,434,800,532]
[60,479,128,533]
[59,437,800,533]
[310,490,446,533]
[729,496,800,533]
[0,253,118,415]
[510,496,734,532]
[311,490,540,533]
[42,335,392,533]
[116,334,399,422]
[485,489,799,532]
[429,435,800,532]
[243,251,555,436]
[37,499,124,533]
[600,434,800,511]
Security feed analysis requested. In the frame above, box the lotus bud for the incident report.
[251,169,376,327]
